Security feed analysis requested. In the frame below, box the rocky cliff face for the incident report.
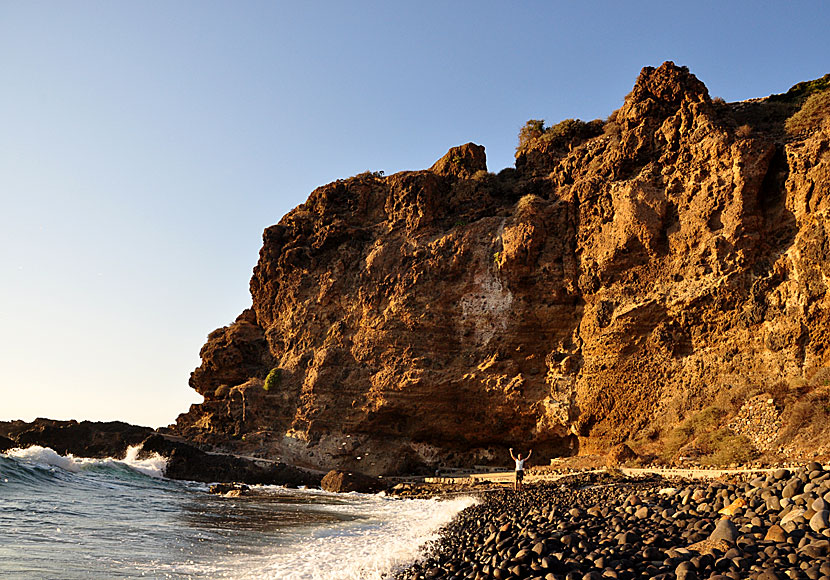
[174,63,830,474]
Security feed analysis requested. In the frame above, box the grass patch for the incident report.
[660,404,756,465]
[785,89,830,134]
[698,429,757,466]
[769,73,830,103]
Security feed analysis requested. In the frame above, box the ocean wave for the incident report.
[219,492,478,580]
[1,445,167,480]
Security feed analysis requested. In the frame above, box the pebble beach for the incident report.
[395,464,830,580]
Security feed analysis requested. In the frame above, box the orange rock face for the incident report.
[174,62,830,474]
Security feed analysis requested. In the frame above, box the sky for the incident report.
[1,1,828,428]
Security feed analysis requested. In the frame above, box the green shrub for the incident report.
[662,423,694,458]
[263,368,282,392]
[698,430,757,466]
[785,89,830,134]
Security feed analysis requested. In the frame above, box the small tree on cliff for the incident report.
[517,119,546,151]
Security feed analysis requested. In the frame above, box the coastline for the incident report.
[6,430,830,579]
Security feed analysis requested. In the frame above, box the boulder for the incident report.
[709,518,739,543]
[321,469,388,493]
[764,524,788,542]
[139,434,321,487]
[0,435,14,453]
[810,510,830,533]
[429,143,487,179]
[606,443,638,467]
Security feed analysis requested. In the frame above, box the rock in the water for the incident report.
[208,482,250,495]
[0,435,14,452]
[1,418,153,458]
[139,434,320,486]
[320,469,388,493]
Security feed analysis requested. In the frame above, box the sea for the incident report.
[0,446,476,579]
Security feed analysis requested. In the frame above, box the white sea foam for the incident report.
[5,444,167,478]
[120,444,167,478]
[223,491,477,580]
[6,445,83,472]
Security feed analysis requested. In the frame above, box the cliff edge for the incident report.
[173,63,830,474]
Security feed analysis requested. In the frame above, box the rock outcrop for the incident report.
[174,62,830,474]
[0,419,153,458]
[320,469,388,493]
[138,434,321,486]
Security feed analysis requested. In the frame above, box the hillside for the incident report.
[172,62,830,475]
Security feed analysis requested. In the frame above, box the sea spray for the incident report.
[5,444,167,478]
[0,449,476,579]
[228,490,478,580]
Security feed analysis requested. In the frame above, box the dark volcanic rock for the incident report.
[320,469,389,493]
[0,418,153,458]
[0,434,14,452]
[395,464,830,580]
[139,434,320,486]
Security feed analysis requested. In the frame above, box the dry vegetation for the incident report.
[785,89,830,135]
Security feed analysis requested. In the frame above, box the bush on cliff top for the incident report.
[516,118,603,155]
[785,89,830,134]
[770,73,830,103]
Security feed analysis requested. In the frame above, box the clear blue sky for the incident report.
[1,1,828,428]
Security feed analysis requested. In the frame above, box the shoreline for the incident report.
[7,435,830,579]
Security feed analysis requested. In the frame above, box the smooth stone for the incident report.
[710,518,739,543]
[781,507,807,525]
[616,530,639,545]
[800,540,830,558]
[765,524,788,542]
[811,510,830,533]
[783,481,801,499]
[813,498,829,512]
[775,469,791,480]
[635,506,650,519]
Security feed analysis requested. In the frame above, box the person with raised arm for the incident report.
[509,447,532,491]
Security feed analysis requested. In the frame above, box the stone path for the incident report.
[425,465,788,485]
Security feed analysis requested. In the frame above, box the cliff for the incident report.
[174,63,830,474]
